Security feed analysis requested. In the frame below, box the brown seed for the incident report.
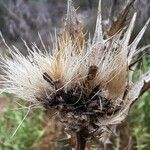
[87,65,98,80]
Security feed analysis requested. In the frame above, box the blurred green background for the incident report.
[0,0,149,149]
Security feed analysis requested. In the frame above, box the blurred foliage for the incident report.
[0,98,44,150]
[128,49,150,150]
[130,92,150,150]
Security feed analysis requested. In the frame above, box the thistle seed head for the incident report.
[0,0,149,144]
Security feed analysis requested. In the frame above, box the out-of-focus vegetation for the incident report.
[0,97,44,150]
[129,51,150,150]
[0,0,150,149]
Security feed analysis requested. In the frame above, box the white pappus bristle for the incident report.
[0,0,149,105]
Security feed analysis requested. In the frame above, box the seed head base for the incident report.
[43,72,122,143]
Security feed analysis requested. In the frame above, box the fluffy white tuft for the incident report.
[0,0,149,104]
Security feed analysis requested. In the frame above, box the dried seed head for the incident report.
[0,0,149,144]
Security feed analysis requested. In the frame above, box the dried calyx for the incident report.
[42,69,121,132]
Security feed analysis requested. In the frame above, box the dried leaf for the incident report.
[108,0,136,36]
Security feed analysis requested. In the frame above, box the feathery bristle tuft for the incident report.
[0,0,149,145]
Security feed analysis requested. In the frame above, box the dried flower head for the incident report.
[0,0,150,147]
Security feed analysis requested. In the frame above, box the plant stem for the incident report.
[75,128,88,150]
